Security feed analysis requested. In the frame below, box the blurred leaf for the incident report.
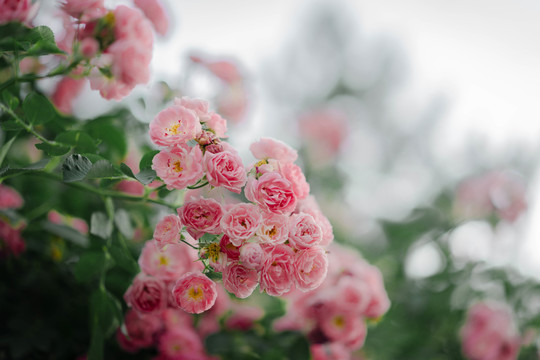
[0,119,25,131]
[2,91,19,110]
[22,92,57,125]
[42,221,89,247]
[56,131,98,154]
[139,149,159,170]
[114,209,134,239]
[119,163,135,178]
[62,154,92,182]
[73,251,106,283]
[0,23,63,55]
[35,141,71,156]
[83,117,127,161]
[0,158,49,178]
[109,246,138,275]
[88,289,122,360]
[90,212,112,240]
[85,159,123,180]
[135,168,156,185]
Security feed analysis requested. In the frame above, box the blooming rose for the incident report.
[0,184,24,209]
[288,212,323,250]
[172,272,217,314]
[149,105,202,147]
[296,196,334,246]
[0,0,36,24]
[239,242,265,270]
[249,137,298,163]
[320,307,367,349]
[203,149,246,193]
[117,309,162,351]
[133,0,169,35]
[138,241,195,280]
[61,0,106,21]
[220,203,261,245]
[178,197,223,239]
[174,96,210,118]
[294,246,328,292]
[219,234,240,261]
[223,262,258,298]
[279,162,310,200]
[205,112,228,138]
[158,328,205,359]
[259,244,295,296]
[334,276,370,315]
[362,264,391,319]
[153,214,182,249]
[245,172,297,215]
[152,144,204,190]
[256,212,289,245]
[124,273,167,313]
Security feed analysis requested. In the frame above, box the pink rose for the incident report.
[245,172,297,215]
[138,240,195,280]
[205,112,228,138]
[158,328,205,359]
[153,214,182,249]
[203,149,246,194]
[279,162,310,200]
[172,272,217,314]
[259,244,295,296]
[225,304,263,331]
[152,144,204,190]
[178,197,223,239]
[288,212,323,249]
[239,242,265,270]
[51,77,86,115]
[334,276,370,316]
[362,264,391,319]
[0,0,36,24]
[249,137,298,163]
[160,308,192,331]
[256,212,289,245]
[294,246,328,292]
[220,234,240,261]
[149,105,202,147]
[133,0,169,35]
[320,307,367,350]
[0,184,24,209]
[117,309,162,351]
[174,96,210,118]
[61,0,106,21]
[223,262,258,298]
[220,203,262,245]
[296,196,334,246]
[124,273,167,313]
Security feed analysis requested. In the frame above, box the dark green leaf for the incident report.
[62,154,92,182]
[109,246,138,275]
[135,168,156,185]
[35,141,71,156]
[56,131,98,154]
[90,211,112,240]
[0,158,49,178]
[2,91,19,110]
[83,118,127,160]
[119,163,135,179]
[0,119,25,131]
[42,221,89,247]
[22,92,57,125]
[139,149,159,170]
[73,251,106,282]
[85,159,123,180]
[0,23,64,55]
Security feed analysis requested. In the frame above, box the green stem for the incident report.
[0,102,59,147]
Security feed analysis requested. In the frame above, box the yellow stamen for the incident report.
[188,286,203,300]
[333,316,345,328]
[159,255,169,265]
[172,160,183,172]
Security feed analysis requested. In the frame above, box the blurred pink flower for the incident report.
[157,328,205,359]
[138,240,196,280]
[153,214,182,249]
[51,77,86,114]
[124,273,167,314]
[0,184,23,209]
[239,242,265,270]
[117,309,162,351]
[0,0,36,24]
[0,219,25,257]
[133,0,169,36]
[61,0,106,21]
[250,137,298,164]
[294,246,328,292]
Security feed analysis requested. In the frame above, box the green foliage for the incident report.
[0,23,64,56]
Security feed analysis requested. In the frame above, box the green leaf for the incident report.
[135,168,156,185]
[62,154,92,182]
[88,289,122,360]
[0,23,64,55]
[42,221,89,247]
[85,159,123,180]
[35,142,71,156]
[109,246,138,275]
[83,118,127,161]
[2,91,19,110]
[0,158,49,178]
[56,131,98,154]
[114,209,134,238]
[90,212,113,240]
[0,135,17,167]
[139,149,159,170]
[22,92,57,125]
[73,251,106,282]
[119,163,135,179]
[0,119,25,131]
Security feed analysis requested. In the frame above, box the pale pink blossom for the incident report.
[158,328,205,359]
[296,196,334,246]
[220,203,261,245]
[245,172,297,215]
[47,210,88,234]
[152,144,204,190]
[279,162,310,200]
[0,184,23,209]
[138,240,195,280]
[133,0,169,36]
[239,242,265,270]
[61,0,106,21]
[203,149,246,193]
[205,112,228,139]
[294,246,328,292]
[259,244,295,296]
[461,302,521,360]
[153,214,182,249]
[256,212,289,245]
[178,197,223,239]
[124,273,167,313]
[149,105,202,147]
[117,309,162,351]
[52,77,86,115]
[223,262,258,298]
[362,263,391,319]
[249,137,298,163]
[0,0,36,24]
[320,307,367,349]
[172,272,217,314]
[288,212,323,250]
[334,276,371,316]
[174,97,210,118]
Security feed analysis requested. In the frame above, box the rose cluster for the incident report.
[123,97,334,315]
[460,301,521,360]
[274,243,390,359]
[50,0,168,108]
[119,279,262,358]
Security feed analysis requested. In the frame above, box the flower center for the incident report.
[168,122,182,135]
[188,286,203,300]
[159,255,169,265]
[172,160,183,172]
